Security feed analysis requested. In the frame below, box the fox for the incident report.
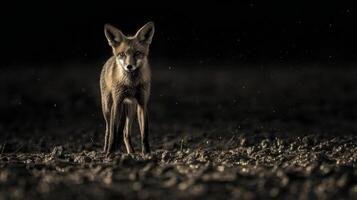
[100,22,155,156]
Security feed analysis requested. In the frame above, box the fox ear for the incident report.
[104,24,125,47]
[135,22,155,44]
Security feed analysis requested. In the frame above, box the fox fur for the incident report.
[100,22,155,156]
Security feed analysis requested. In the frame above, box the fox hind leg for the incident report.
[101,92,112,153]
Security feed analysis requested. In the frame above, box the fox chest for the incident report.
[116,83,148,99]
[122,86,139,98]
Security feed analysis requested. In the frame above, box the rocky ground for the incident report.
[0,62,356,199]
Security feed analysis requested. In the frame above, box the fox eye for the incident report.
[118,52,125,57]
[134,51,142,57]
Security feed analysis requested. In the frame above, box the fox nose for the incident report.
[127,65,133,70]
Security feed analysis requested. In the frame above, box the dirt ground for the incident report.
[0,62,356,199]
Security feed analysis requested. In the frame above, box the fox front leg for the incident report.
[137,104,150,155]
[123,104,135,154]
[106,95,123,157]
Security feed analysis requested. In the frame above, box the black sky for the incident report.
[0,1,356,66]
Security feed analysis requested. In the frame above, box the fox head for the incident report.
[104,22,155,73]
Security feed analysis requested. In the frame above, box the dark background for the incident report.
[0,1,356,66]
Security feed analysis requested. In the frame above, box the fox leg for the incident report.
[114,104,126,151]
[106,94,123,156]
[101,92,112,153]
[136,87,151,155]
[137,104,150,155]
[123,103,135,154]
